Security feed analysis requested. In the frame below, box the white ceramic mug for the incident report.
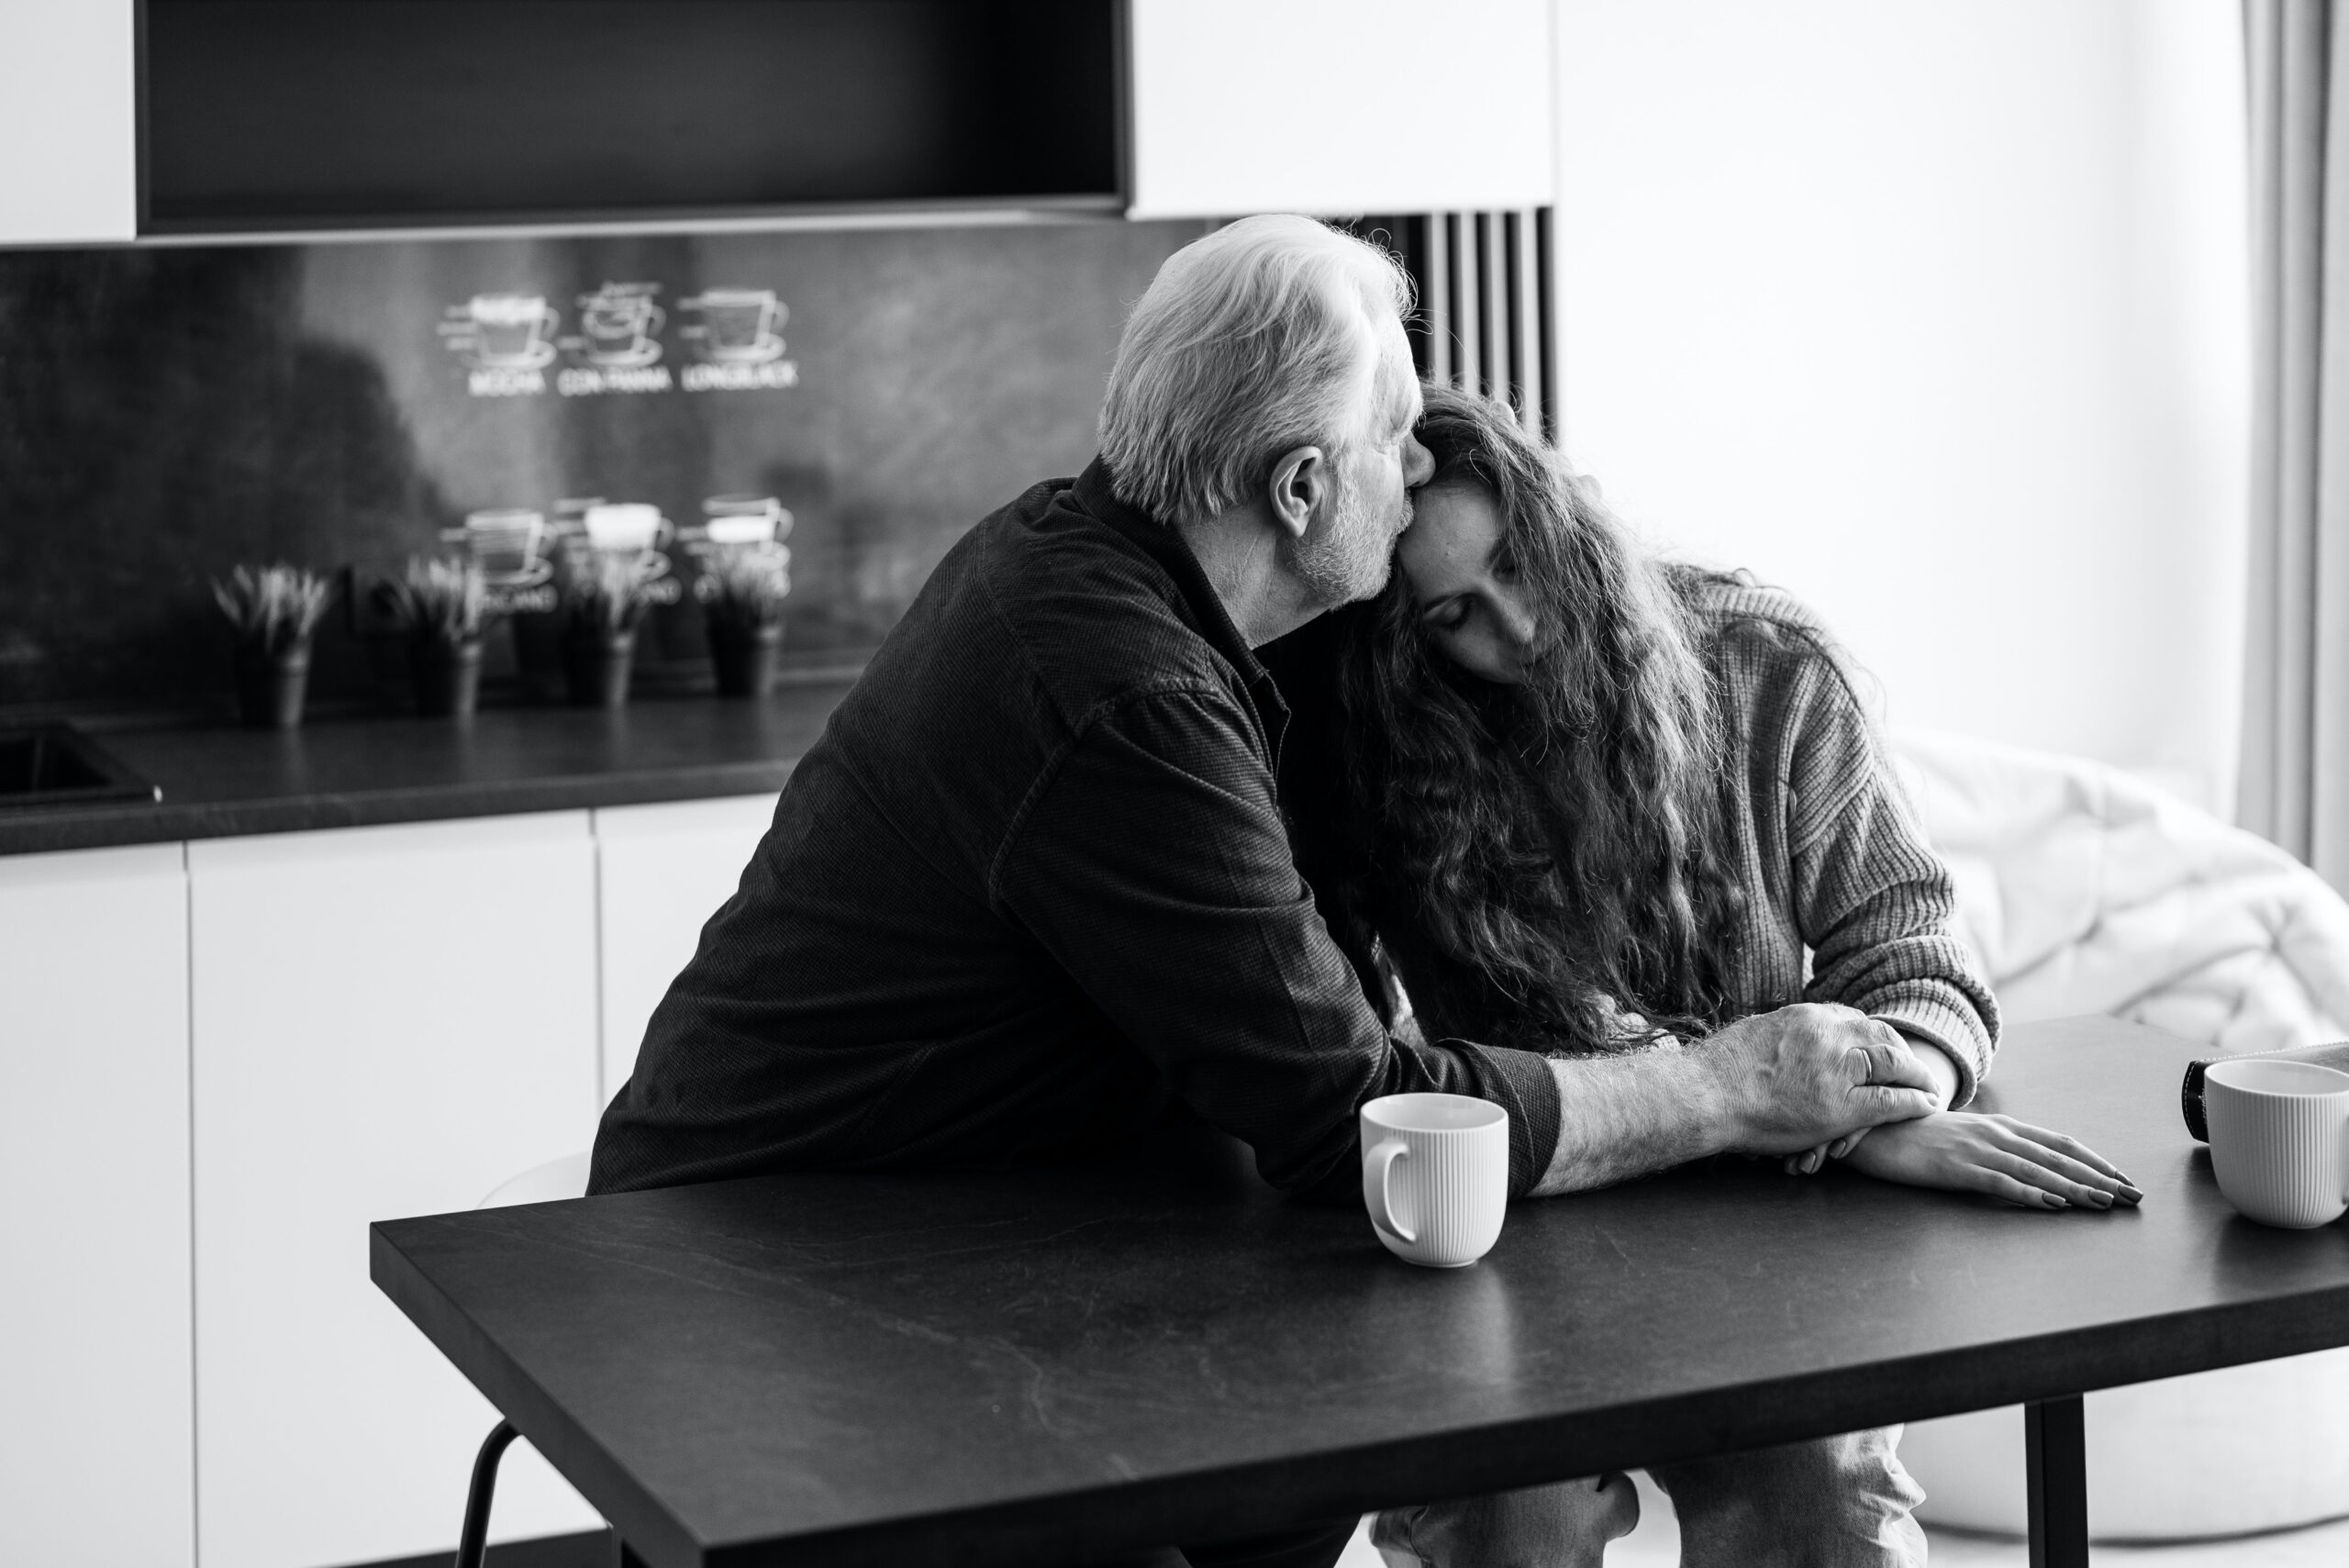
[582,503,672,554]
[1360,1093,1508,1267]
[2205,1058,2349,1229]
[702,495,790,546]
[462,508,543,576]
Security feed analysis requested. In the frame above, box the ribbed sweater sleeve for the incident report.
[1751,616,2001,1104]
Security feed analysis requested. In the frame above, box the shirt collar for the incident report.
[1071,458,1279,699]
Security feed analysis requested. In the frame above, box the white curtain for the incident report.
[2242,0,2349,888]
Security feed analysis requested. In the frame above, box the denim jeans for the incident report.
[1370,1426,1927,1568]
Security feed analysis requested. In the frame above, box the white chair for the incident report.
[478,1151,593,1210]
[1890,729,2349,1540]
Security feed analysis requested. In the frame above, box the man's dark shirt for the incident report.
[590,461,1564,1197]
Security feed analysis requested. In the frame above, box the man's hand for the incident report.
[1530,1003,1941,1198]
[1783,1029,1962,1174]
[1837,1112,2143,1210]
[1703,1003,1940,1157]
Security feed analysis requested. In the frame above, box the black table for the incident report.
[373,1017,2349,1568]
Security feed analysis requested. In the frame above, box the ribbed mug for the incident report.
[2205,1058,2349,1229]
[1360,1093,1509,1267]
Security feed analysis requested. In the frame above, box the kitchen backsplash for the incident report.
[0,219,1204,714]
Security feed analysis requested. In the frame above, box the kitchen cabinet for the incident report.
[0,842,193,1567]
[11,0,1555,246]
[594,794,780,1101]
[0,0,136,245]
[189,814,604,1568]
[140,0,1119,237]
[1126,0,1558,219]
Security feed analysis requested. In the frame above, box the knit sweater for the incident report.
[1275,577,2000,1102]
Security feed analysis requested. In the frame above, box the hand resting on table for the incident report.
[1807,1112,2143,1210]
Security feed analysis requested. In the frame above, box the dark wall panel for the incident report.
[0,218,1201,712]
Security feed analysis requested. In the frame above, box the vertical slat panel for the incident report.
[1456,211,1482,395]
[1406,206,1558,427]
[1536,206,1562,444]
[1514,207,1543,431]
[1427,211,1453,386]
[1481,210,1508,403]
[1494,210,1517,407]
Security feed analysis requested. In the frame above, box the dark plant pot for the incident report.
[563,628,636,708]
[708,621,782,698]
[410,637,485,717]
[234,642,310,729]
[509,606,562,692]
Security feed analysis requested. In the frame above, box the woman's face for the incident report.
[1397,483,1539,684]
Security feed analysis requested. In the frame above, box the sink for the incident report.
[0,724,161,809]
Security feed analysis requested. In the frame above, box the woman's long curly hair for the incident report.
[1336,384,1747,1055]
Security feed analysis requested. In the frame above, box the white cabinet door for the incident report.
[189,814,605,1568]
[0,0,136,244]
[594,795,779,1102]
[1127,0,1556,218]
[0,843,193,1568]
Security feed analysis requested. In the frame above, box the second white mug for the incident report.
[1360,1093,1508,1268]
[2205,1057,2349,1229]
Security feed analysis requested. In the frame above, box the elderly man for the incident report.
[592,215,1943,1568]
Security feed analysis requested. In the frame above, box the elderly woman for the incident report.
[1268,384,2139,1568]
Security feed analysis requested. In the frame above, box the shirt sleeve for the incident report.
[1775,638,2000,1105]
[994,684,1562,1195]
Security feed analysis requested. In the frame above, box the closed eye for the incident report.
[1421,597,1472,632]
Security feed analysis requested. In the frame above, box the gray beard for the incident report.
[1284,478,1396,611]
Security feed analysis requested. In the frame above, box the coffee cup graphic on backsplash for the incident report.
[681,288,788,363]
[576,284,665,367]
[450,294,560,368]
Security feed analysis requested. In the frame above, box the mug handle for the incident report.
[1364,1139,1415,1244]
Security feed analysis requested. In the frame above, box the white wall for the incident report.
[1552,0,2249,814]
[0,0,136,245]
[1129,0,1556,218]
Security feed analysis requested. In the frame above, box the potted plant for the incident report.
[559,550,653,707]
[212,563,334,728]
[376,557,488,717]
[696,548,791,698]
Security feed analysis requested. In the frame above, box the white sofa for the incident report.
[1888,729,2349,1540]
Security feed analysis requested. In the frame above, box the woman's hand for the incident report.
[1825,1111,2143,1210]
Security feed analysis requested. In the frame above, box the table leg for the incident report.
[2024,1395,2088,1568]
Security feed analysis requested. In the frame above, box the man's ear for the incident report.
[1264,445,1329,542]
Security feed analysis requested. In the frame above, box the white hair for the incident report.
[1098,215,1413,524]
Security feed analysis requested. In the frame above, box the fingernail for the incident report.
[2090,1191,2114,1208]
[2045,1194,2069,1208]
[2118,1184,2143,1204]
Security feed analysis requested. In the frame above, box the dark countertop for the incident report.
[0,679,856,856]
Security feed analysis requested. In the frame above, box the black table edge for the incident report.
[372,1224,707,1568]
[372,1195,2349,1568]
